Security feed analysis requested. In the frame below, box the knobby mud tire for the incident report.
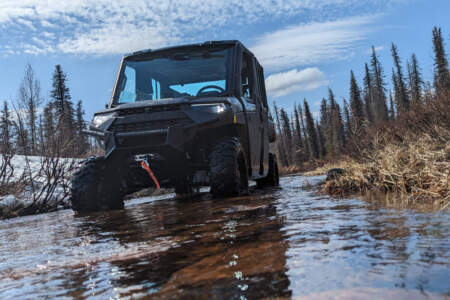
[209,137,248,198]
[70,156,126,213]
[256,153,279,188]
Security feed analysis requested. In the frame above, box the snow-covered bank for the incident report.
[0,155,79,218]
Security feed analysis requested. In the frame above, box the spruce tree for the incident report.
[391,43,410,112]
[51,65,71,117]
[343,99,352,139]
[333,102,346,152]
[325,89,345,155]
[319,98,328,127]
[293,105,305,162]
[349,70,364,128]
[432,27,450,93]
[363,63,374,124]
[407,54,423,105]
[317,122,326,158]
[392,68,401,114]
[51,66,72,121]
[75,100,88,155]
[423,81,434,103]
[319,98,328,157]
[389,92,396,120]
[0,101,12,153]
[43,103,55,148]
[298,103,310,160]
[370,46,389,122]
[273,102,288,166]
[62,99,76,134]
[280,108,293,164]
[316,122,325,158]
[304,100,319,159]
[328,88,336,108]
[325,90,336,154]
[50,64,76,153]
[293,106,303,147]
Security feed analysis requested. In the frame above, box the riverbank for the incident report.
[306,126,449,209]
[0,155,76,219]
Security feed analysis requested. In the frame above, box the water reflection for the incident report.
[70,192,291,299]
[0,175,448,299]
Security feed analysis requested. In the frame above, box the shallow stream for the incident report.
[0,175,449,299]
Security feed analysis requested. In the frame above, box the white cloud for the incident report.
[265,68,328,98]
[251,15,379,72]
[0,1,393,56]
[42,32,56,39]
[15,18,35,30]
[40,20,57,29]
[23,44,47,55]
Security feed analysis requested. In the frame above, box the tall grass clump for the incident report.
[322,94,449,207]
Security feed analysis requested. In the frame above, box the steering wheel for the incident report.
[196,85,225,96]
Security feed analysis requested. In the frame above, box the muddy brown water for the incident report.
[0,175,449,299]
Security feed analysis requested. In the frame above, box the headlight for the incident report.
[91,113,115,129]
[191,103,227,113]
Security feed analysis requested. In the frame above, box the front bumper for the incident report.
[102,108,233,157]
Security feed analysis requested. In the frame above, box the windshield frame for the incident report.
[110,45,235,107]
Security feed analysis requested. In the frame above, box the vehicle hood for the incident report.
[95,96,243,115]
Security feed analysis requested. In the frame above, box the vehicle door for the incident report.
[240,51,262,178]
[255,62,269,176]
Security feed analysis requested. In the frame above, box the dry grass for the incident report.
[278,165,303,176]
[321,126,449,208]
[279,159,335,176]
[303,159,355,176]
[124,187,171,200]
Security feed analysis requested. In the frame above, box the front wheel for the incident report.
[70,157,126,212]
[209,137,249,198]
[256,153,279,188]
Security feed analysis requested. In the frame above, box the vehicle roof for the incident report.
[124,40,255,59]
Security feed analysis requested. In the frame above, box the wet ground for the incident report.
[0,175,449,299]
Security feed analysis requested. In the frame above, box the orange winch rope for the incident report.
[140,160,161,189]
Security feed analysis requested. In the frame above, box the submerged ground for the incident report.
[0,175,449,299]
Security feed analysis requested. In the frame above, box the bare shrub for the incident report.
[0,152,16,195]
[5,105,79,216]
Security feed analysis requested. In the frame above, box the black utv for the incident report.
[71,40,279,212]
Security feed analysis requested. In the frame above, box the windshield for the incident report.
[113,48,231,104]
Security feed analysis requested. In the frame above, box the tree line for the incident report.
[0,64,89,157]
[273,26,450,169]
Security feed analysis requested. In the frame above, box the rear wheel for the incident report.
[209,137,249,198]
[256,153,279,188]
[70,157,127,212]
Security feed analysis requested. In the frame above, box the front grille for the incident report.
[110,118,192,133]
[116,132,167,147]
[118,104,182,116]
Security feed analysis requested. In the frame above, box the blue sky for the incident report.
[0,0,448,120]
